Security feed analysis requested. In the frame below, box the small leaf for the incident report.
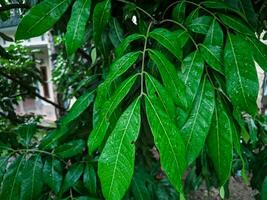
[148,49,187,108]
[16,0,73,40]
[206,98,233,186]
[43,159,63,194]
[88,74,138,155]
[0,156,25,200]
[98,98,140,200]
[149,28,183,60]
[20,155,43,200]
[181,77,215,164]
[224,33,258,115]
[109,18,124,48]
[115,34,145,58]
[83,164,97,194]
[199,44,223,74]
[93,0,111,45]
[16,123,37,148]
[172,1,185,23]
[145,96,186,192]
[218,14,254,36]
[187,16,213,34]
[55,139,85,158]
[62,163,84,193]
[204,18,223,46]
[65,0,91,55]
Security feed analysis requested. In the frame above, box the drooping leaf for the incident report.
[16,0,73,40]
[218,14,254,36]
[98,98,140,200]
[0,156,25,200]
[43,159,63,194]
[83,164,97,195]
[224,33,258,115]
[115,34,145,58]
[149,28,183,60]
[187,16,213,34]
[172,1,185,23]
[88,74,138,155]
[61,163,84,193]
[199,44,223,74]
[109,18,124,48]
[148,49,187,108]
[93,0,111,45]
[204,18,223,46]
[20,155,43,200]
[65,0,91,55]
[145,73,176,120]
[16,123,37,148]
[181,77,215,164]
[145,96,186,192]
[55,139,85,158]
[206,98,233,186]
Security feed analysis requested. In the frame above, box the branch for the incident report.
[0,4,30,12]
[0,71,65,111]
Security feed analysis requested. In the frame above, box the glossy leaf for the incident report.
[109,18,124,48]
[43,159,63,194]
[172,1,185,23]
[55,139,85,158]
[65,0,91,55]
[181,77,215,164]
[145,73,176,120]
[145,96,186,192]
[204,18,223,46]
[187,16,212,34]
[206,99,233,186]
[16,123,37,148]
[218,14,254,36]
[83,164,97,194]
[149,28,183,60]
[88,74,138,155]
[0,156,25,200]
[93,0,111,45]
[148,49,187,108]
[98,98,140,200]
[115,34,145,58]
[0,157,8,183]
[238,0,257,27]
[20,155,43,200]
[16,0,72,40]
[62,163,84,193]
[224,33,258,115]
[200,44,223,74]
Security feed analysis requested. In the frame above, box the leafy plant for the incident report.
[0,0,267,199]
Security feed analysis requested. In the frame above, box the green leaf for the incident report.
[245,37,267,72]
[204,18,223,46]
[145,73,176,120]
[16,123,37,148]
[187,16,212,34]
[16,0,73,40]
[0,157,9,184]
[88,74,138,155]
[93,0,111,45]
[218,14,254,36]
[224,33,258,115]
[261,176,267,200]
[199,44,223,74]
[20,155,43,200]
[115,34,145,58]
[145,96,186,192]
[65,0,91,56]
[95,51,141,110]
[0,156,25,200]
[55,139,85,158]
[181,77,215,164]
[60,91,94,126]
[83,164,97,195]
[206,98,233,186]
[109,18,124,48]
[62,163,84,193]
[43,159,63,194]
[149,28,183,60]
[172,1,185,23]
[181,50,204,108]
[98,98,140,200]
[131,171,151,200]
[238,0,257,27]
[148,49,187,109]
